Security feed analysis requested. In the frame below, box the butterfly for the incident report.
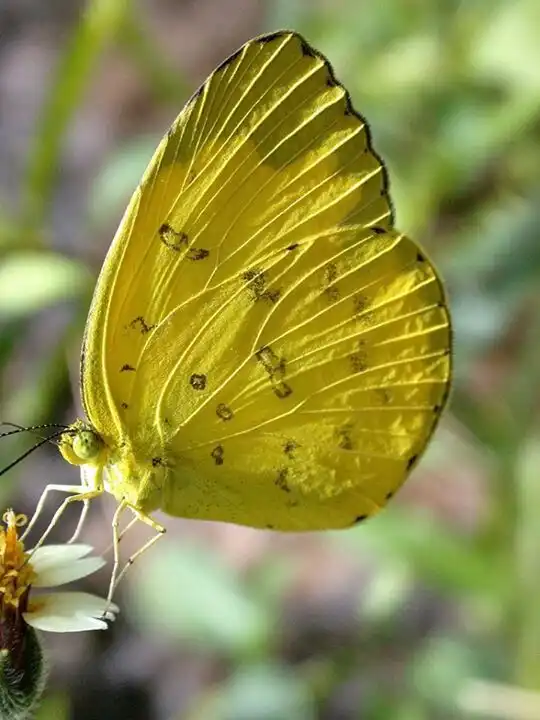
[25,30,452,591]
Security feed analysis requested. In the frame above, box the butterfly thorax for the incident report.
[59,420,166,514]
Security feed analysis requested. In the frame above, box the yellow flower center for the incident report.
[0,510,36,613]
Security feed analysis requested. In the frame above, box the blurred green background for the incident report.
[1,0,540,718]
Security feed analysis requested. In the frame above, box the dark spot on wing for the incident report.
[189,373,207,390]
[120,364,136,372]
[274,382,292,399]
[323,259,338,278]
[255,346,284,377]
[266,524,275,530]
[159,223,188,251]
[433,404,442,413]
[353,514,368,525]
[216,403,233,421]
[120,402,128,410]
[152,457,163,467]
[243,268,266,298]
[406,454,418,470]
[255,346,293,399]
[371,226,386,235]
[350,350,368,373]
[242,268,281,304]
[286,243,299,251]
[336,425,354,450]
[187,248,209,261]
[385,490,395,501]
[275,468,290,492]
[284,440,298,458]
[322,263,339,302]
[128,316,155,334]
[266,289,281,303]
[353,294,368,315]
[416,252,425,263]
[211,445,224,466]
[324,263,337,283]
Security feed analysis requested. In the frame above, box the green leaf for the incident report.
[0,253,90,319]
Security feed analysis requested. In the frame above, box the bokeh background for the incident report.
[1,1,540,718]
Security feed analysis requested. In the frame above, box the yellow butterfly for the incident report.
[25,31,451,590]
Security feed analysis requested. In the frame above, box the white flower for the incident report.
[0,509,118,632]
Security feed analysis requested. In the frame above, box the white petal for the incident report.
[23,592,119,633]
[24,612,108,632]
[31,544,94,571]
[33,556,106,587]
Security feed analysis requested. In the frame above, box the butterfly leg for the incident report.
[21,483,87,542]
[107,499,128,605]
[102,513,139,558]
[106,503,166,605]
[67,498,90,544]
[27,489,104,555]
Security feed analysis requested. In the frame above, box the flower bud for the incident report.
[0,601,47,720]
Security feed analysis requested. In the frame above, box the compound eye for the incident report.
[72,430,102,462]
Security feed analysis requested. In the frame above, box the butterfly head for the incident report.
[59,420,109,468]
[59,422,165,513]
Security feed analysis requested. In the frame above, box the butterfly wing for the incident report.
[81,31,451,530]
